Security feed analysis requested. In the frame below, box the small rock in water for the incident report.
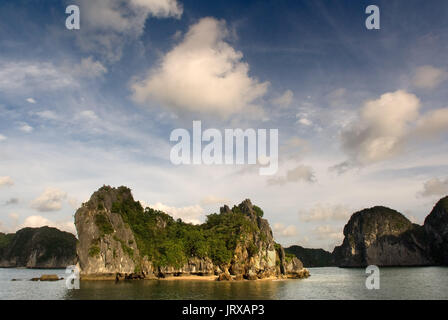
[30,275,63,281]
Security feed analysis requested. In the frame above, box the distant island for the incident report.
[285,196,448,268]
[0,226,77,268]
[1,186,447,275]
[284,246,335,267]
[332,197,448,267]
[75,186,309,281]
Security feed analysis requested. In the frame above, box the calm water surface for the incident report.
[1,267,447,300]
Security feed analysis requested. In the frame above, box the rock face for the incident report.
[284,245,335,267]
[424,196,448,265]
[333,206,433,267]
[75,186,309,280]
[75,186,142,277]
[0,227,77,268]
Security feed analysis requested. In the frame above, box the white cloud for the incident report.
[73,57,108,78]
[415,108,448,138]
[272,90,293,108]
[0,134,6,141]
[340,90,419,165]
[19,123,33,133]
[0,61,76,92]
[31,188,67,212]
[273,223,297,237]
[200,195,230,206]
[300,204,351,222]
[74,0,182,61]
[131,17,269,117]
[419,177,448,198]
[77,110,99,121]
[297,117,312,126]
[0,176,14,187]
[340,90,448,167]
[149,202,204,224]
[268,164,315,185]
[34,110,59,121]
[412,65,447,89]
[26,98,36,104]
[20,215,75,234]
[313,225,343,241]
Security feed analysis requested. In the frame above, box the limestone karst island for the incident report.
[1,186,448,282]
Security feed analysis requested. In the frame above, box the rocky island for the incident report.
[0,226,77,268]
[75,186,309,281]
[333,196,448,267]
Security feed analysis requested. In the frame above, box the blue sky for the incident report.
[1,0,448,250]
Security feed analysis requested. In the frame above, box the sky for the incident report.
[1,0,448,251]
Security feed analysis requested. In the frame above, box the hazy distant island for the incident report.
[1,186,447,278]
[284,246,335,267]
[0,226,77,269]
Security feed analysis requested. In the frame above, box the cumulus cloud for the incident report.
[0,134,6,141]
[339,90,448,168]
[268,164,315,185]
[149,202,204,224]
[26,98,36,104]
[273,223,297,237]
[272,90,293,108]
[414,108,448,138]
[31,188,67,212]
[131,17,269,117]
[20,215,76,234]
[341,90,420,165]
[300,204,351,222]
[412,65,447,89]
[200,195,230,206]
[74,0,183,61]
[0,176,14,187]
[419,177,448,197]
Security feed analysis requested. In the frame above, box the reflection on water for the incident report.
[64,279,284,300]
[1,267,448,300]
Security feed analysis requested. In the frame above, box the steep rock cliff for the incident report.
[333,206,433,267]
[75,186,308,280]
[424,196,448,265]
